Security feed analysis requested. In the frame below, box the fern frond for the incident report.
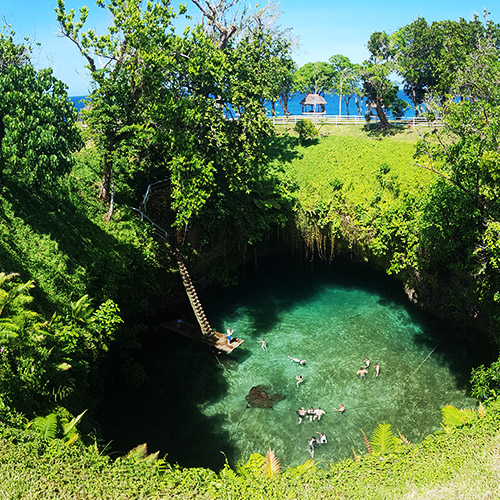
[360,428,372,454]
[292,458,317,476]
[236,453,265,477]
[441,405,466,428]
[370,423,400,455]
[352,448,361,462]
[30,413,59,440]
[126,443,148,460]
[397,429,411,446]
[478,402,486,418]
[262,447,281,478]
[71,295,94,324]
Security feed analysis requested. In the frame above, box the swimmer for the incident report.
[308,436,318,457]
[307,407,316,422]
[375,363,380,377]
[296,374,304,387]
[297,406,306,424]
[357,367,368,379]
[317,432,327,444]
[288,355,306,366]
[364,357,370,369]
[258,339,267,351]
[314,407,325,421]
[334,404,346,414]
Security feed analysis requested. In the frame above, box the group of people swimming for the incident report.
[356,357,381,379]
[308,432,327,457]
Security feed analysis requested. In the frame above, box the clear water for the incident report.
[98,259,494,470]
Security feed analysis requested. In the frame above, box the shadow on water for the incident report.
[98,331,237,470]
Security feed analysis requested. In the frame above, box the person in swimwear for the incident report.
[296,374,304,387]
[308,436,318,457]
[375,363,380,377]
[357,367,368,379]
[297,406,306,424]
[334,404,346,414]
[288,355,306,365]
[314,407,326,421]
[226,327,234,343]
[258,339,267,351]
[364,357,370,369]
[307,407,316,422]
[317,432,327,444]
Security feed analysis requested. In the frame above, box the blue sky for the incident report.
[1,0,496,95]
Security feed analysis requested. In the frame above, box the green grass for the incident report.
[285,129,432,212]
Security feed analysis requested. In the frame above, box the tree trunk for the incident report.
[374,100,391,129]
[99,151,112,202]
[271,101,276,117]
[104,167,114,222]
[343,96,352,116]
[278,95,289,115]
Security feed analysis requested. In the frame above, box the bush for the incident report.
[294,119,318,144]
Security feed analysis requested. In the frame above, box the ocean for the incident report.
[70,90,416,118]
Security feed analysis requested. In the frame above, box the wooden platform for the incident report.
[159,320,244,354]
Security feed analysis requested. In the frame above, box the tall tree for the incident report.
[293,61,334,96]
[0,29,81,186]
[360,31,408,128]
[329,54,361,116]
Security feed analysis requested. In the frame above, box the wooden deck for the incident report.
[159,320,244,354]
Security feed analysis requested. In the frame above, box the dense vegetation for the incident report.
[2,0,500,497]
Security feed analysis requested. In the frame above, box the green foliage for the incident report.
[0,30,82,186]
[369,423,401,455]
[294,119,319,144]
[471,357,500,404]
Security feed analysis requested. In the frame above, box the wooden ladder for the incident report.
[177,258,214,337]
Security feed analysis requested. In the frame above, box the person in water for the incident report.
[288,355,306,365]
[314,407,325,421]
[375,363,380,377]
[226,327,234,343]
[258,339,267,351]
[296,374,304,387]
[357,367,368,379]
[297,406,306,424]
[307,407,316,422]
[317,432,327,444]
[308,436,318,457]
[364,357,370,369]
[334,404,346,414]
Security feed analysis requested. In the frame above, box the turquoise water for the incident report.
[98,259,493,470]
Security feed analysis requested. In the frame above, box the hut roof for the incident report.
[300,93,327,105]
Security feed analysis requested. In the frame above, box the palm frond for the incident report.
[360,428,372,454]
[262,447,281,478]
[126,443,148,460]
[369,423,400,455]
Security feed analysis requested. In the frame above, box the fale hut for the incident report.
[300,93,327,114]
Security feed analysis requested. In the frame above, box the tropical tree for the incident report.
[359,31,407,128]
[329,54,361,116]
[293,61,335,96]
[0,29,82,186]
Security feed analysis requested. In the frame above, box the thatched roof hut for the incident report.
[300,93,327,114]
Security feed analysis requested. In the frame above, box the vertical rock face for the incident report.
[245,385,285,408]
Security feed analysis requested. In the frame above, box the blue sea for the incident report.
[70,91,416,118]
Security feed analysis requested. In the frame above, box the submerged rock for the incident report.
[245,385,284,408]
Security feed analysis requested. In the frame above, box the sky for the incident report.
[1,0,497,96]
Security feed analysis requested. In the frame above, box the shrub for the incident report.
[294,119,319,144]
